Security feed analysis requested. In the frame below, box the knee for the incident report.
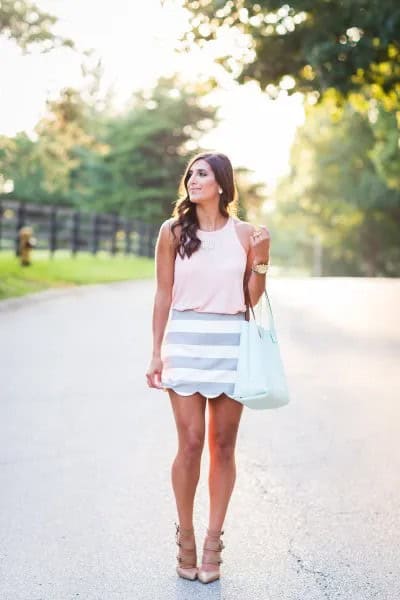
[180,432,204,462]
[210,432,236,462]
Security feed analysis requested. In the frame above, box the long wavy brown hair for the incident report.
[171,152,238,259]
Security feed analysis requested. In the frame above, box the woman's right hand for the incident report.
[146,356,164,389]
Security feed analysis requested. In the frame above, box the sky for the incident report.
[0,0,305,187]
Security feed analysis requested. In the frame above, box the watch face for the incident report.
[254,264,268,274]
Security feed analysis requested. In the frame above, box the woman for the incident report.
[146,151,270,584]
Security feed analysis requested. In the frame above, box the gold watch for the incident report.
[251,262,269,275]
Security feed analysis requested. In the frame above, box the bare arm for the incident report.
[146,219,177,388]
[245,225,271,307]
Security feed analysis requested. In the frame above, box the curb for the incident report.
[0,280,140,313]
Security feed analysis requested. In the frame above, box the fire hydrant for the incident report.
[18,226,37,266]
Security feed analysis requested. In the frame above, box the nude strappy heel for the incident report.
[174,522,198,581]
[197,527,225,584]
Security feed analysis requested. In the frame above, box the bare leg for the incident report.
[168,389,207,530]
[207,394,244,530]
[201,394,244,573]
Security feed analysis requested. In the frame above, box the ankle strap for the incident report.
[206,528,224,537]
[175,521,194,534]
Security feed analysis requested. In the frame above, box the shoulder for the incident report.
[232,216,269,229]
[157,218,181,252]
[232,217,270,237]
[159,217,181,236]
[232,217,256,235]
[158,217,175,230]
[231,217,253,254]
[232,216,268,239]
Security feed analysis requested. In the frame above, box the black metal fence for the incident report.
[0,199,159,258]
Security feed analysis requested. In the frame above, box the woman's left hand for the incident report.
[249,225,271,263]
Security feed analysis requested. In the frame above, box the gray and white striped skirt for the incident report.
[160,308,246,399]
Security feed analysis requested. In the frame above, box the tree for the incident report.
[92,76,219,221]
[275,100,400,275]
[0,75,220,221]
[181,1,400,275]
[0,71,265,223]
[0,0,73,51]
[234,167,268,221]
[34,88,106,204]
[0,86,107,205]
[0,132,47,201]
[369,107,400,190]
[181,0,400,103]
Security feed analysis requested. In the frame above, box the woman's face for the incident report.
[186,159,220,205]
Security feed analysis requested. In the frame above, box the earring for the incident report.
[219,189,223,194]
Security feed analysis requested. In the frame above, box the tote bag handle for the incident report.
[244,271,278,343]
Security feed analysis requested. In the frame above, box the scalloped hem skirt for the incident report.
[160,308,246,399]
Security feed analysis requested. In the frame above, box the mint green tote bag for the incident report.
[231,289,290,410]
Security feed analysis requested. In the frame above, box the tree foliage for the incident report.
[0,132,47,201]
[181,0,400,274]
[181,0,400,104]
[275,101,400,275]
[0,76,229,222]
[93,77,218,221]
[369,108,400,190]
[0,0,73,51]
[35,88,104,200]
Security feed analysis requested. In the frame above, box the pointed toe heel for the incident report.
[197,527,225,584]
[174,522,198,581]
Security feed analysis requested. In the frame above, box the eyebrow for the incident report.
[188,167,208,173]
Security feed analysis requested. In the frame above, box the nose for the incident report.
[188,173,197,187]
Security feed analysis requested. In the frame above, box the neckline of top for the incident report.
[197,216,231,234]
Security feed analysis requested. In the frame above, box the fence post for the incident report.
[137,220,145,256]
[71,210,80,256]
[124,218,131,255]
[0,199,159,258]
[49,206,57,258]
[110,213,118,256]
[91,213,99,255]
[131,219,138,254]
[15,202,26,256]
[147,223,157,257]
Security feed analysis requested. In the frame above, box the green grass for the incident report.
[0,250,155,300]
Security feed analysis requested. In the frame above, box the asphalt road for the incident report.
[0,277,399,600]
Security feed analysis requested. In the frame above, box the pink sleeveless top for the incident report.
[171,216,247,314]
